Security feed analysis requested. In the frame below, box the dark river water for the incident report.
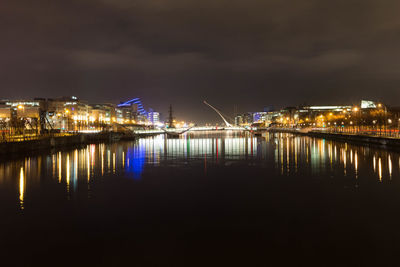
[1,132,400,266]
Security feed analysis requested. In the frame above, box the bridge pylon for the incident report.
[203,101,233,127]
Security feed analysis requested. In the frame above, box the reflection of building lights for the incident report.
[66,154,70,192]
[355,152,358,175]
[113,153,116,174]
[58,152,62,183]
[373,156,376,172]
[13,135,400,203]
[86,148,90,181]
[101,146,104,176]
[74,150,78,190]
[19,167,25,210]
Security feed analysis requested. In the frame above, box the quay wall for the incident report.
[267,128,400,148]
[0,132,134,156]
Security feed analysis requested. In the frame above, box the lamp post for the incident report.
[377,104,383,136]
[384,106,388,136]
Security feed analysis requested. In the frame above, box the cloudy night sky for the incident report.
[2,0,400,122]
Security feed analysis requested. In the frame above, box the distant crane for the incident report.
[203,101,233,127]
[167,104,175,128]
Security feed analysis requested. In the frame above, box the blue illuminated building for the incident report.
[253,112,267,122]
[118,98,147,116]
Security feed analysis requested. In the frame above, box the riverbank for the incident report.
[267,128,400,148]
[0,132,135,158]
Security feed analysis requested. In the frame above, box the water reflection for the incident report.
[1,132,400,210]
[19,167,24,210]
[355,152,358,178]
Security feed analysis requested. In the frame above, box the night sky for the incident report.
[2,0,400,123]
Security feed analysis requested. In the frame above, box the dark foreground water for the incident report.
[1,132,400,266]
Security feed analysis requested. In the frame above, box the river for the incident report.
[1,131,400,266]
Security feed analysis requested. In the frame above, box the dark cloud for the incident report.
[1,0,400,122]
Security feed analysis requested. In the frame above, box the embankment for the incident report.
[0,132,134,157]
[267,128,400,148]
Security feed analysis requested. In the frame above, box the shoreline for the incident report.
[267,128,400,149]
[0,132,135,160]
[0,131,167,161]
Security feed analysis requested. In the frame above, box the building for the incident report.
[0,95,163,133]
[147,109,160,124]
[234,112,254,126]
[117,98,146,123]
[0,100,9,119]
[253,112,268,123]
[234,115,243,126]
[90,103,115,125]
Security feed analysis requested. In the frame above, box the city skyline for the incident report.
[1,95,397,131]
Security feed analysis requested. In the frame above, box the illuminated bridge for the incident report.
[132,126,249,135]
[116,100,249,136]
[132,101,249,135]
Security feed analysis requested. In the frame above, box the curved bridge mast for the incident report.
[203,101,232,127]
